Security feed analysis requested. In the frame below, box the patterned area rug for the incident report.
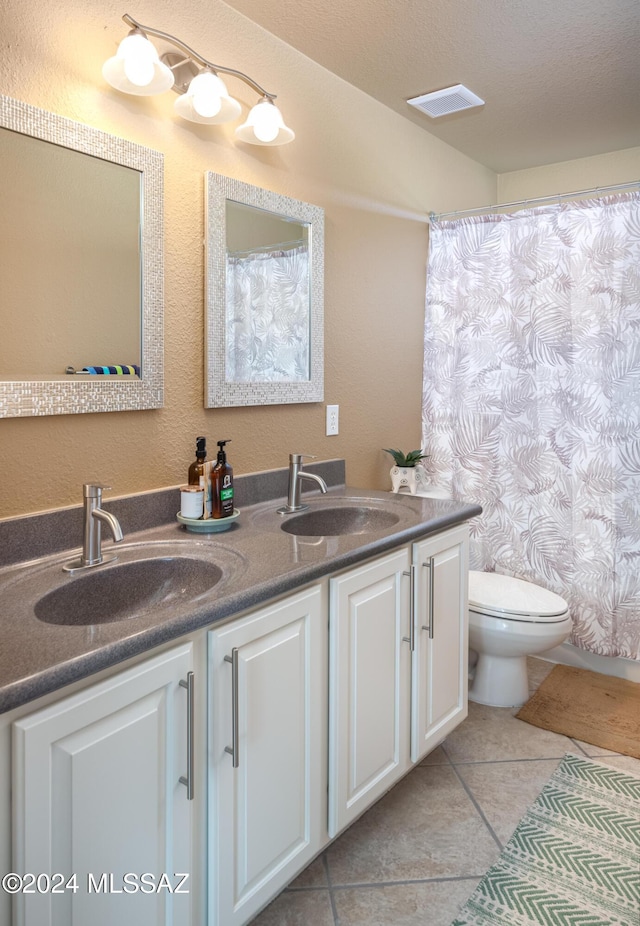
[452,754,640,926]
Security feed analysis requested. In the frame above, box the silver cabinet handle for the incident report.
[224,648,239,768]
[402,566,416,650]
[423,559,435,638]
[179,671,195,800]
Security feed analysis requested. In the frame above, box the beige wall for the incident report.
[498,146,640,202]
[0,0,498,518]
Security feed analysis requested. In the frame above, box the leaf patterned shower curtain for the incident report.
[226,245,310,383]
[422,192,640,660]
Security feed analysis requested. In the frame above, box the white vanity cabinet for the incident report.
[11,644,194,926]
[411,524,469,762]
[329,525,469,836]
[3,518,471,926]
[328,547,412,836]
[207,586,327,926]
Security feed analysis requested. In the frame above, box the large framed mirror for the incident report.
[205,173,324,407]
[0,95,164,418]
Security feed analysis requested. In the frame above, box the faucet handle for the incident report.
[83,484,112,498]
[290,453,316,464]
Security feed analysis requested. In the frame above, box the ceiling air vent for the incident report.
[407,84,484,118]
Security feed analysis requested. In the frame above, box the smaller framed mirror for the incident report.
[205,173,324,407]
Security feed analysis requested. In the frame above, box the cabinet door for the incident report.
[208,586,326,926]
[328,548,411,837]
[411,524,469,763]
[12,644,193,926]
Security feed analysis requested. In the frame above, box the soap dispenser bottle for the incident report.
[211,440,234,518]
[188,436,207,484]
[188,436,211,517]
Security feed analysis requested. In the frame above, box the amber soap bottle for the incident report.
[211,440,234,518]
[188,436,211,517]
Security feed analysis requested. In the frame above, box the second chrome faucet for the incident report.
[278,454,328,514]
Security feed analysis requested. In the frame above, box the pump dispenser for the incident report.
[188,437,207,486]
[211,440,234,518]
[188,436,211,517]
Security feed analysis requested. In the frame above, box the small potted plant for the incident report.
[383,448,429,495]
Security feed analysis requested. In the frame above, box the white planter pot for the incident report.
[389,464,429,495]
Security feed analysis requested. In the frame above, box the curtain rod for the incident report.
[429,179,640,223]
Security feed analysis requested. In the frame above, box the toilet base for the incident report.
[469,653,529,708]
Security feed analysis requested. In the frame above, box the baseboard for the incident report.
[537,642,640,683]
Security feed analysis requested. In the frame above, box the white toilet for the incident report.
[468,571,571,707]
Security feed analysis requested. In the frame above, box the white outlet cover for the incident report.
[326,404,339,436]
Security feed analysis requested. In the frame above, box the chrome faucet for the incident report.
[63,484,124,572]
[278,454,328,514]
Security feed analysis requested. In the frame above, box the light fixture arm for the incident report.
[122,13,277,100]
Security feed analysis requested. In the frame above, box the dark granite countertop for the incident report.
[0,481,481,714]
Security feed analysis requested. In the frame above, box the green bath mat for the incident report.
[452,753,640,926]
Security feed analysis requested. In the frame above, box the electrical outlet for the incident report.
[326,404,339,436]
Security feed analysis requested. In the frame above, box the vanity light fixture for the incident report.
[103,13,295,145]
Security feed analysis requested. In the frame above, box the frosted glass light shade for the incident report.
[103,31,174,96]
[235,100,295,146]
[174,70,242,124]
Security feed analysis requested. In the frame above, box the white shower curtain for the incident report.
[422,192,640,660]
[226,245,310,383]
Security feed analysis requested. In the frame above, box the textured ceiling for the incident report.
[222,0,640,173]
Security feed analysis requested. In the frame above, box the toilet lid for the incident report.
[469,571,569,622]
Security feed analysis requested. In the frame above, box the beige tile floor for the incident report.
[249,658,640,926]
